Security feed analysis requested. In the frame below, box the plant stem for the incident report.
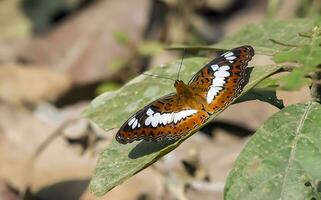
[269,39,299,47]
[310,68,321,103]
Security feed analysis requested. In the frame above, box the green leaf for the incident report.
[273,26,321,90]
[138,41,163,56]
[224,101,321,200]
[255,77,279,88]
[216,17,321,56]
[274,43,321,67]
[168,18,321,56]
[278,69,310,90]
[113,31,130,45]
[85,57,282,196]
[96,82,121,95]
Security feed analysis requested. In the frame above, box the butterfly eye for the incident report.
[174,80,179,87]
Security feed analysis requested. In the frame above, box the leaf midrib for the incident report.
[279,102,312,199]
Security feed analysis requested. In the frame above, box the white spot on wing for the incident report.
[214,70,230,77]
[151,113,161,127]
[128,117,136,126]
[132,119,138,129]
[211,64,219,71]
[226,56,236,61]
[173,113,179,124]
[161,113,172,125]
[183,110,198,117]
[223,52,233,57]
[220,65,230,71]
[207,86,222,103]
[211,77,225,86]
[144,109,197,127]
[145,117,152,126]
[166,113,173,124]
[207,63,231,103]
[147,108,154,116]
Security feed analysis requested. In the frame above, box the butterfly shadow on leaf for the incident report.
[128,139,177,159]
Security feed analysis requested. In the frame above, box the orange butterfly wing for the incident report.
[116,46,254,144]
[188,45,254,113]
[116,93,209,144]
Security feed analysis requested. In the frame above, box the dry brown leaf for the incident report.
[19,0,150,85]
[0,65,71,105]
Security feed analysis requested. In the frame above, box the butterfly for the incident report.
[116,45,254,144]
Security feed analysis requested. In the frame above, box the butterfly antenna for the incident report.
[141,72,176,81]
[177,48,186,81]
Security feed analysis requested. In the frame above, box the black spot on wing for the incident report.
[228,45,254,57]
[122,124,131,132]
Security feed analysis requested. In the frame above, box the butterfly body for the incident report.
[174,80,207,110]
[116,46,254,144]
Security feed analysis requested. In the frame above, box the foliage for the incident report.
[86,17,321,198]
[225,101,321,200]
[215,18,321,55]
[138,41,164,56]
[274,25,321,90]
[96,82,121,95]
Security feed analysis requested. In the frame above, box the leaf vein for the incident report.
[279,102,313,199]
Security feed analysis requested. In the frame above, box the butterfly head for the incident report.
[174,80,184,88]
[174,80,191,96]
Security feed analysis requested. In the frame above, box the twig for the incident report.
[280,65,296,72]
[269,39,299,47]
[310,68,321,103]
[298,32,313,38]
[20,118,81,200]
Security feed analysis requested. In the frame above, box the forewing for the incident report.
[189,45,254,113]
[116,94,209,144]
